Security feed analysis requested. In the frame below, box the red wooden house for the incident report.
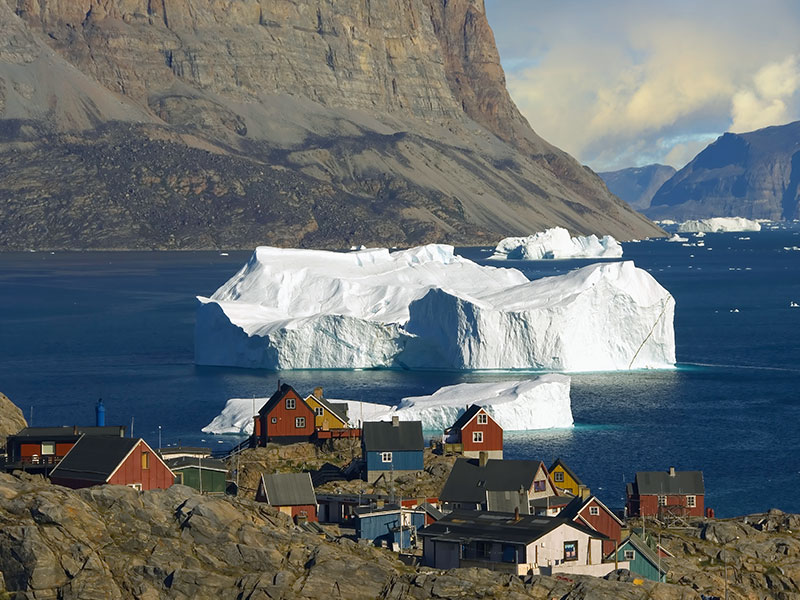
[560,495,624,556]
[626,467,705,518]
[443,405,503,459]
[49,435,174,491]
[4,425,126,473]
[252,383,316,445]
[256,472,318,522]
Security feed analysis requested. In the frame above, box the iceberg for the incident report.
[667,234,688,243]
[491,227,623,260]
[201,376,573,434]
[678,217,761,233]
[195,244,675,371]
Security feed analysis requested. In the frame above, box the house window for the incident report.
[41,441,55,455]
[295,417,306,428]
[563,541,578,561]
[271,417,277,423]
[624,549,636,560]
[475,541,490,559]
[128,483,143,491]
[314,407,324,417]
[477,413,488,425]
[589,506,600,516]
[472,431,483,443]
[381,451,393,463]
[175,473,184,485]
[687,495,696,508]
[658,495,667,506]
[141,451,150,470]
[533,480,546,492]
[286,397,296,409]
[553,471,564,482]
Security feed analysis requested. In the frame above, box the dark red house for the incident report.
[626,467,705,518]
[256,472,318,522]
[49,435,174,491]
[253,383,316,445]
[4,425,126,473]
[443,405,503,459]
[560,495,624,556]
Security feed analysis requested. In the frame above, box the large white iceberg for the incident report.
[678,217,761,233]
[201,376,573,434]
[195,244,675,371]
[491,227,623,260]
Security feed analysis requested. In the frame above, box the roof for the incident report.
[49,436,141,483]
[420,502,443,521]
[258,383,303,416]
[530,495,573,509]
[440,458,543,504]
[635,470,704,495]
[618,533,666,574]
[158,446,211,457]
[445,405,485,433]
[259,472,317,506]
[418,509,607,545]
[362,421,423,452]
[165,456,228,473]
[559,495,624,526]
[549,458,583,486]
[307,395,349,424]
[10,426,125,441]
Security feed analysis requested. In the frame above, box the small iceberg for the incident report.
[678,217,761,233]
[790,302,799,308]
[491,227,623,260]
[667,234,688,243]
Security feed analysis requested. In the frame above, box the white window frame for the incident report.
[686,495,696,508]
[553,471,564,483]
[624,549,635,560]
[314,407,324,417]
[285,397,296,409]
[589,506,600,516]
[128,483,143,491]
[381,451,393,463]
[41,441,56,455]
[657,495,667,507]
[295,417,306,428]
[477,413,488,425]
[472,431,483,443]
[271,417,277,424]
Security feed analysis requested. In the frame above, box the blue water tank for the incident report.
[96,399,105,427]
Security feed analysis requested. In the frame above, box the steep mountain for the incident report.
[0,0,662,250]
[648,122,800,221]
[599,164,676,211]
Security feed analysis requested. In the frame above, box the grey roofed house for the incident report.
[439,458,544,505]
[362,420,423,452]
[49,436,140,483]
[635,470,704,495]
[165,456,228,472]
[418,509,607,545]
[444,405,484,433]
[257,472,317,507]
[313,395,350,424]
[10,425,125,440]
[559,494,624,525]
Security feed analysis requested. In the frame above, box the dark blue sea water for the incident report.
[1,226,799,517]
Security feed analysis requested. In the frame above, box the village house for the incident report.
[418,509,625,577]
[303,387,361,440]
[559,494,624,556]
[439,456,560,512]
[362,418,424,483]
[252,383,316,445]
[49,435,174,491]
[443,405,503,459]
[530,494,573,517]
[626,467,705,518]
[166,456,228,495]
[353,502,428,550]
[549,458,589,497]
[613,534,668,582]
[4,425,126,473]
[256,472,318,522]
[317,493,440,524]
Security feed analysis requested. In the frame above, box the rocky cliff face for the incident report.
[0,0,661,249]
[648,122,800,221]
[599,164,677,211]
[0,392,26,447]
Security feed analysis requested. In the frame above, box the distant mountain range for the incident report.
[0,0,661,250]
[646,121,800,221]
[598,164,676,211]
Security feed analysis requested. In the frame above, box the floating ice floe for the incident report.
[667,234,688,243]
[791,302,799,308]
[784,246,800,252]
[490,227,623,260]
[678,217,761,233]
[201,376,574,434]
[195,244,675,371]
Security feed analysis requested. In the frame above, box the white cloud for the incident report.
[730,55,800,132]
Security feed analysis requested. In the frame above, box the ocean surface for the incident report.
[1,225,799,517]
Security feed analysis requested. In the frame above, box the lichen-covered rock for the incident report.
[0,392,26,446]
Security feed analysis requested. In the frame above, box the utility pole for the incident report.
[199,455,203,494]
[158,425,162,451]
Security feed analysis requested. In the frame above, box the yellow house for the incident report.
[303,387,350,431]
[549,458,590,498]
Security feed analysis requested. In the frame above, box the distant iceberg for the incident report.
[678,217,761,233]
[195,244,675,371]
[491,227,623,260]
[202,376,573,434]
[667,234,688,243]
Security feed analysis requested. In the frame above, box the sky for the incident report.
[484,0,800,172]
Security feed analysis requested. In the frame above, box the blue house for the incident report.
[362,417,424,483]
[354,503,426,550]
[613,534,667,582]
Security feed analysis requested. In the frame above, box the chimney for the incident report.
[514,506,520,521]
[314,386,323,400]
[95,398,105,427]
[73,425,78,435]
[277,379,281,391]
[669,466,676,477]
[479,451,488,467]
[392,416,399,427]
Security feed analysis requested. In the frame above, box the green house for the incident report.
[166,456,228,495]
[614,533,667,582]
